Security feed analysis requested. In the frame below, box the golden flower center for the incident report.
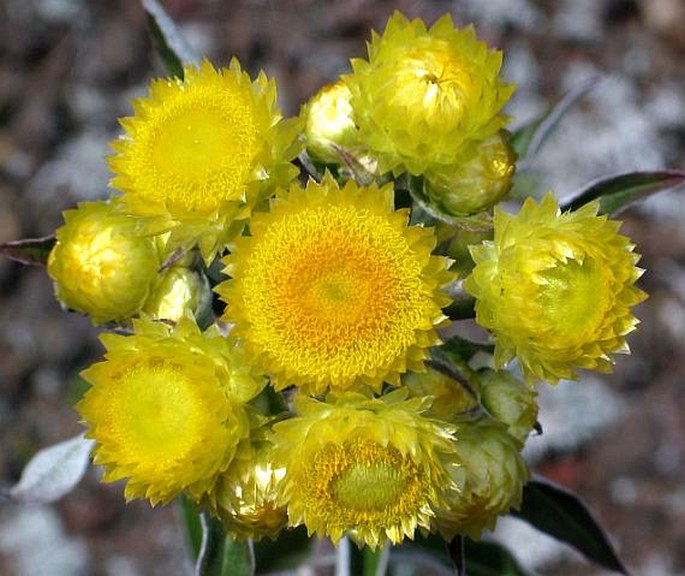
[105,359,210,472]
[304,439,427,526]
[536,257,612,341]
[241,205,428,384]
[137,94,259,215]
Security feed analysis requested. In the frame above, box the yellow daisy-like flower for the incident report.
[47,200,162,325]
[77,315,261,505]
[271,391,459,548]
[464,194,647,384]
[217,175,454,394]
[345,12,515,177]
[109,59,301,261]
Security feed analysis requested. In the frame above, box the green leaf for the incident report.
[0,235,55,266]
[195,513,255,576]
[141,0,197,79]
[253,526,312,574]
[511,477,628,574]
[180,496,203,560]
[463,540,537,576]
[560,170,685,216]
[509,76,599,163]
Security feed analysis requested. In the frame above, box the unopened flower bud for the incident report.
[47,200,160,324]
[143,266,211,323]
[302,81,358,164]
[403,364,479,421]
[479,369,538,443]
[435,418,529,540]
[424,131,516,216]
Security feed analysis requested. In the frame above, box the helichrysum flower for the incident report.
[47,200,161,324]
[77,315,263,504]
[302,80,359,164]
[464,194,647,384]
[209,423,288,541]
[109,60,301,261]
[345,12,514,177]
[479,369,538,443]
[142,265,211,323]
[434,419,529,540]
[271,391,459,548]
[217,175,453,394]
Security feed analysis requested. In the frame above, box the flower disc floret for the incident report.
[464,194,647,384]
[77,315,258,504]
[345,12,515,177]
[47,200,161,324]
[271,392,459,548]
[217,175,453,394]
[109,60,301,260]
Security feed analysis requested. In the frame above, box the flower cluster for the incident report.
[44,12,646,550]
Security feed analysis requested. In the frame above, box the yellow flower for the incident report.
[47,200,161,324]
[434,419,529,540]
[271,391,459,548]
[302,81,359,164]
[345,12,515,177]
[109,60,301,261]
[217,175,453,394]
[209,423,288,541]
[464,194,647,384]
[77,315,262,505]
[142,265,211,323]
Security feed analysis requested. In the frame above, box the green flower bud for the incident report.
[435,418,529,540]
[479,369,539,443]
[47,200,160,324]
[424,131,516,216]
[403,364,479,421]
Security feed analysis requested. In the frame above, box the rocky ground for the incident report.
[1,1,684,575]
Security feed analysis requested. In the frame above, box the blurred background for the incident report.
[0,0,684,574]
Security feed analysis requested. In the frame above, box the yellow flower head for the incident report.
[210,423,288,541]
[434,419,529,540]
[142,265,211,323]
[345,12,515,176]
[77,314,262,505]
[109,60,302,261]
[302,81,359,164]
[47,200,161,324]
[217,175,454,394]
[271,391,459,548]
[464,194,647,384]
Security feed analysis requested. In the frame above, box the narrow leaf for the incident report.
[141,0,197,79]
[440,333,494,362]
[510,77,599,163]
[511,477,629,574]
[560,170,685,216]
[195,513,255,576]
[9,435,94,504]
[463,539,538,576]
[0,235,55,266]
